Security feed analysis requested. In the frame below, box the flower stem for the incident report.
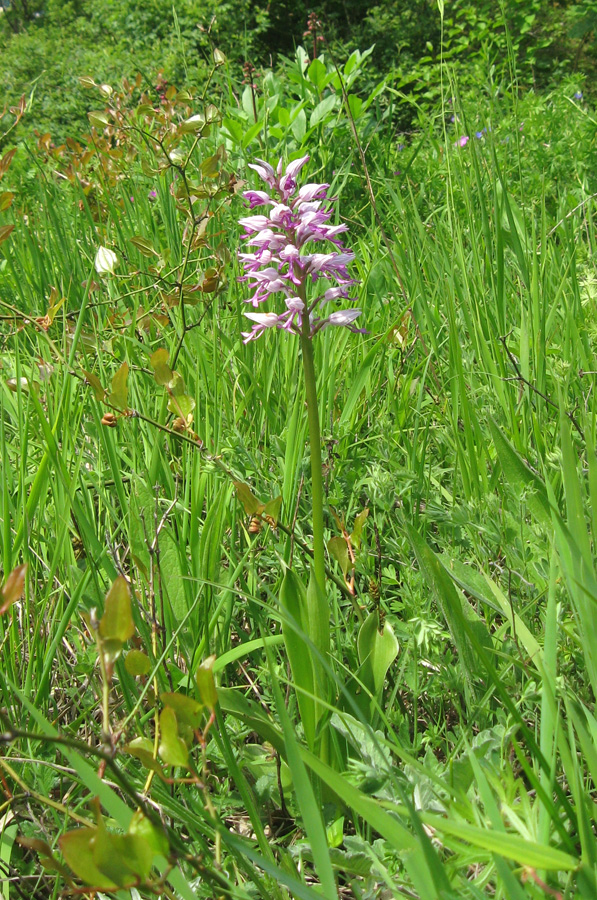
[300,332,327,597]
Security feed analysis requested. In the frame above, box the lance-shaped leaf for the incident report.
[0,149,17,178]
[279,568,316,751]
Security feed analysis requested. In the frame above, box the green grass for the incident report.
[0,32,597,900]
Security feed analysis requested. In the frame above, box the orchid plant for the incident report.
[238,156,364,762]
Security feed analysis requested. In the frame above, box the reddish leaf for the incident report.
[0,149,16,179]
[129,235,156,257]
[0,564,27,614]
[0,224,15,246]
[0,192,14,212]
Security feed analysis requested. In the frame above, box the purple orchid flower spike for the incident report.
[238,155,364,343]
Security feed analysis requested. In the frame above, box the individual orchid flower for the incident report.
[237,155,364,343]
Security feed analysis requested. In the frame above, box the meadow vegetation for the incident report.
[1,1,597,898]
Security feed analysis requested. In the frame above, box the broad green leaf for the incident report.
[309,94,338,128]
[195,655,217,709]
[213,634,284,672]
[99,576,134,645]
[123,737,163,773]
[149,348,172,386]
[159,531,188,618]
[91,818,153,887]
[167,392,195,419]
[82,369,106,401]
[59,828,118,889]
[129,235,156,257]
[162,691,204,728]
[350,508,369,548]
[405,523,492,702]
[328,535,349,576]
[109,362,129,411]
[234,481,263,516]
[125,649,151,676]
[263,495,283,525]
[159,706,189,768]
[357,610,399,698]
[267,648,338,900]
[128,811,169,858]
[88,110,110,128]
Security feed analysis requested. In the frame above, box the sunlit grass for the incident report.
[0,43,596,899]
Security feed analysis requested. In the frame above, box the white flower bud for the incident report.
[94,246,118,275]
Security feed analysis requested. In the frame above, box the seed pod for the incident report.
[101,412,118,427]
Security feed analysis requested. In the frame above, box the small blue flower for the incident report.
[574,91,583,100]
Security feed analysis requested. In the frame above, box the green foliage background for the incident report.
[1,0,597,144]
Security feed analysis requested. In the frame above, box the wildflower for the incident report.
[455,135,469,148]
[94,246,118,276]
[574,91,583,100]
[237,156,363,343]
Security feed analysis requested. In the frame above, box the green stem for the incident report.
[299,332,326,597]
